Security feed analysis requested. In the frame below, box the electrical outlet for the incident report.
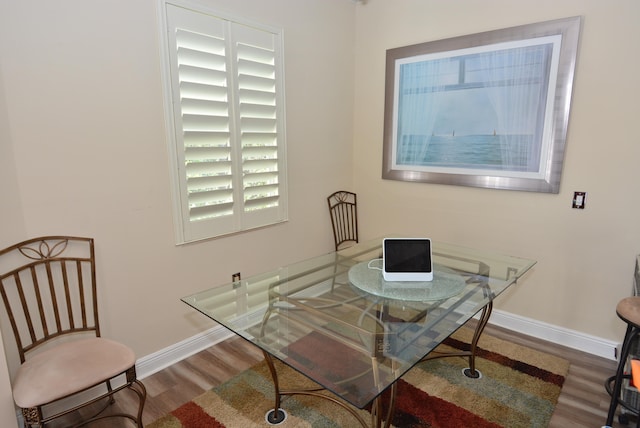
[572,192,586,209]
[232,272,241,282]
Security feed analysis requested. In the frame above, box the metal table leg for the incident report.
[262,350,398,428]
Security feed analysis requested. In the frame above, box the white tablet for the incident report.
[382,238,433,282]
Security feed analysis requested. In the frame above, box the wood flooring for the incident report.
[48,323,628,427]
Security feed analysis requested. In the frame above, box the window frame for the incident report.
[158,0,288,244]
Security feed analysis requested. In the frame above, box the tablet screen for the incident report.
[383,238,433,281]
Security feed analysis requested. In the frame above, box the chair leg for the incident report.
[126,367,147,427]
[607,324,637,426]
[20,378,147,428]
[107,379,116,405]
[132,379,147,427]
[21,406,44,428]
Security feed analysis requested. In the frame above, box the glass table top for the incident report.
[182,237,536,408]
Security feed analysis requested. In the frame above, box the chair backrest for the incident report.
[327,191,358,251]
[0,236,99,363]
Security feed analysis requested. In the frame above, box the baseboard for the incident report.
[136,325,234,379]
[489,309,619,361]
[135,310,620,379]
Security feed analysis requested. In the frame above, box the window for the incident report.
[159,1,288,243]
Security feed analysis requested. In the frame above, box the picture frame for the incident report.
[382,17,581,193]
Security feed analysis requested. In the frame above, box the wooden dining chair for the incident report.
[0,236,146,427]
[327,191,358,251]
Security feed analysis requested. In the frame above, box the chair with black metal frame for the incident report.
[327,190,358,251]
[604,256,640,427]
[0,236,146,427]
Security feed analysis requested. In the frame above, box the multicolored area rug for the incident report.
[148,328,569,428]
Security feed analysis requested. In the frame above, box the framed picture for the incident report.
[382,17,581,193]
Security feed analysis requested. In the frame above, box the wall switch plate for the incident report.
[572,192,586,209]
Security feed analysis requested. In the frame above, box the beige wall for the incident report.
[0,0,355,353]
[0,25,22,428]
[353,0,640,341]
[0,0,354,423]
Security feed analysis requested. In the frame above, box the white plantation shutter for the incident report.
[162,2,288,243]
[234,26,285,228]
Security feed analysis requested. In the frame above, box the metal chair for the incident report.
[605,297,640,427]
[327,191,358,251]
[605,255,640,427]
[0,236,146,427]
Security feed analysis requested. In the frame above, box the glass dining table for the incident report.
[182,236,536,428]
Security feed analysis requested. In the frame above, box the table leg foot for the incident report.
[462,367,483,379]
[265,408,288,425]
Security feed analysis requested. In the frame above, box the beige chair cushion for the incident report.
[13,337,136,408]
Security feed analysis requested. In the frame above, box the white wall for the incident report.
[0,0,355,423]
[352,0,640,343]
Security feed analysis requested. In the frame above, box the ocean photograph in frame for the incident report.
[382,17,581,193]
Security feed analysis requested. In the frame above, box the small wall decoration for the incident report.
[382,17,581,193]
